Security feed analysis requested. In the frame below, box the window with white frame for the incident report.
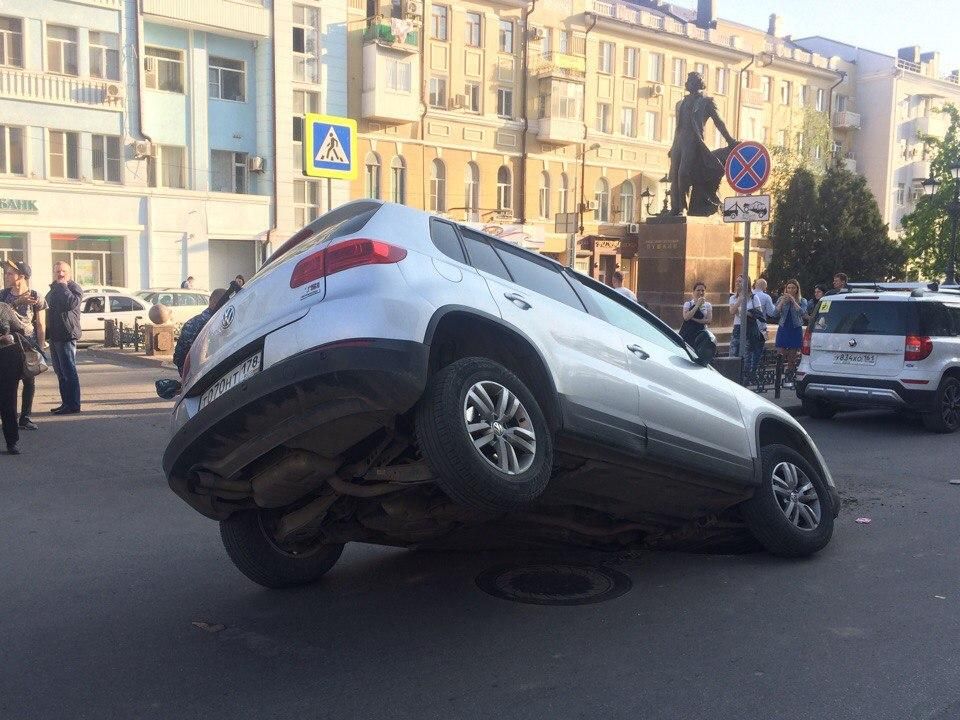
[47,25,78,76]
[499,20,513,54]
[385,58,412,92]
[668,113,676,141]
[761,75,771,101]
[896,183,905,206]
[671,57,686,86]
[558,173,569,213]
[149,145,187,189]
[780,80,792,105]
[465,162,479,221]
[776,129,787,148]
[619,181,635,224]
[596,102,612,133]
[48,130,79,180]
[292,89,320,171]
[465,81,480,112]
[294,179,321,227]
[209,56,245,101]
[594,178,609,222]
[694,62,707,86]
[620,107,636,137]
[623,47,638,78]
[648,53,664,82]
[365,152,381,199]
[465,12,481,47]
[538,171,550,218]
[89,31,120,81]
[817,88,827,112]
[429,77,447,108]
[799,85,809,106]
[293,4,320,83]
[795,132,804,153]
[538,27,551,55]
[497,166,512,212]
[211,150,247,193]
[390,156,406,204]
[0,16,23,68]
[91,134,121,183]
[715,67,728,94]
[644,111,659,142]
[431,5,448,41]
[497,87,513,118]
[598,41,613,74]
[0,125,24,175]
[145,47,184,92]
[429,159,446,212]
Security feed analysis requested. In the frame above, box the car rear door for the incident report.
[808,298,910,378]
[109,295,147,328]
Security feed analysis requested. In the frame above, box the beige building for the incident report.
[345,0,851,292]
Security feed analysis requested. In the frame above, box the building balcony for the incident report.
[533,52,586,80]
[537,116,584,145]
[71,0,122,8]
[361,43,420,123]
[363,21,419,53]
[915,113,950,138]
[141,0,269,38]
[904,159,931,181]
[833,111,861,130]
[0,66,124,111]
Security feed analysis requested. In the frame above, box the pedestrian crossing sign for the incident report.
[304,114,357,180]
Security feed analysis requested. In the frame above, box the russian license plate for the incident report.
[199,352,262,409]
[833,352,877,366]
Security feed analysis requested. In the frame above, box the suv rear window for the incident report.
[920,303,960,337]
[813,300,914,336]
[264,201,382,269]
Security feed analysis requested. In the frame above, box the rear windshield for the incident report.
[812,300,915,336]
[262,201,382,271]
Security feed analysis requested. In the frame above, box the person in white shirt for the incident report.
[611,271,637,302]
[752,278,777,340]
[679,281,712,345]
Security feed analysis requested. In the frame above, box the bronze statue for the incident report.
[668,71,737,217]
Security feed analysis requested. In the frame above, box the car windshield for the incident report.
[812,300,915,336]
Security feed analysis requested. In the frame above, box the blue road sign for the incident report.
[304,114,357,180]
[724,141,771,195]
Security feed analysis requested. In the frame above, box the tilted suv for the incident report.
[796,287,960,432]
[162,201,839,588]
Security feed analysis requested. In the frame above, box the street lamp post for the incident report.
[921,161,960,287]
[640,188,653,220]
[658,174,671,215]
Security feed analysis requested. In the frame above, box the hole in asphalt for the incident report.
[476,563,632,605]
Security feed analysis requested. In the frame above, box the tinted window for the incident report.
[157,293,175,306]
[948,306,960,335]
[812,300,913,336]
[460,229,512,281]
[429,219,466,263]
[574,277,680,352]
[920,303,955,337]
[82,297,105,314]
[109,296,140,312]
[493,244,585,311]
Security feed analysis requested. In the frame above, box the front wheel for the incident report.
[922,376,960,433]
[219,509,344,588]
[802,398,837,420]
[741,444,835,558]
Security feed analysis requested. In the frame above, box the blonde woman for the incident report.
[775,279,806,374]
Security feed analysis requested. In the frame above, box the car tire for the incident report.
[416,357,553,511]
[802,398,837,419]
[741,444,835,558]
[921,376,960,434]
[219,509,344,589]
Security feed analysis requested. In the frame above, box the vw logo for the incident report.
[848,339,857,347]
[221,306,236,329]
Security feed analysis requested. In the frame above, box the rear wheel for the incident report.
[219,509,344,588]
[922,376,960,433]
[741,444,835,558]
[802,398,837,419]
[416,357,553,511]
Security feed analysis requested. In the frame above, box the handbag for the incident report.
[16,334,49,377]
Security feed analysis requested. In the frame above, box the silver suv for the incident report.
[162,201,839,588]
[797,285,960,432]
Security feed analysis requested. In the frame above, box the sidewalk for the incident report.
[83,345,177,372]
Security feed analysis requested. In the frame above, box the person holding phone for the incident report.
[679,281,712,345]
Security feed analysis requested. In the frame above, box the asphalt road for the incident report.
[1,357,958,720]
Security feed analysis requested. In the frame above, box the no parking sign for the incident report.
[725,141,771,195]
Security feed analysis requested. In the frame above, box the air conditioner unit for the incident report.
[582,200,597,212]
[650,83,664,97]
[628,223,641,234]
[133,140,155,159]
[529,27,544,40]
[451,94,466,109]
[405,1,423,17]
[247,155,266,173]
[104,83,122,99]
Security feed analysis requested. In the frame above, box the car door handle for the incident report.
[627,344,650,360]
[504,292,532,309]
[96,317,105,321]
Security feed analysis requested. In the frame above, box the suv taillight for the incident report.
[289,238,407,289]
[904,335,933,362]
[801,327,812,356]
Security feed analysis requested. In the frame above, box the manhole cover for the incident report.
[476,563,632,606]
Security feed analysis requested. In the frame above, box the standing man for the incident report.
[750,278,777,370]
[173,288,226,376]
[180,276,195,290]
[610,271,637,302]
[1,260,46,430]
[45,261,83,415]
[825,272,850,296]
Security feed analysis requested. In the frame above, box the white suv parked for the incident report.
[162,201,839,588]
[796,286,960,432]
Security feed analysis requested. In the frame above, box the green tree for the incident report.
[766,167,820,290]
[901,104,960,279]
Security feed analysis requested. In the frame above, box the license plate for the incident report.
[833,352,876,366]
[199,352,262,409]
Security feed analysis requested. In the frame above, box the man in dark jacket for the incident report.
[45,261,83,414]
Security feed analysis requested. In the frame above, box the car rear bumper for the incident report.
[162,338,430,519]
[796,374,937,412]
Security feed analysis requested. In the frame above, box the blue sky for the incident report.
[673,0,960,73]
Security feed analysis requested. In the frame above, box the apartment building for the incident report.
[0,0,273,291]
[343,0,850,289]
[798,37,960,237]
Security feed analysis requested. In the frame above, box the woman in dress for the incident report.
[775,278,805,377]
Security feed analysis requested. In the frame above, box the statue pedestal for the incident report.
[636,216,735,328]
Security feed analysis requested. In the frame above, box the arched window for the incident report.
[390,156,406,204]
[558,172,569,213]
[538,171,551,219]
[594,177,609,222]
[364,152,381,199]
[429,159,446,212]
[619,180,636,224]
[497,165,512,212]
[465,162,479,221]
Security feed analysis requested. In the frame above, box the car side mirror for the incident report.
[156,378,182,400]
[692,330,717,367]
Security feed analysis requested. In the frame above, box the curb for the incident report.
[83,346,177,371]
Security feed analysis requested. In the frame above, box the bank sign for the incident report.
[0,199,38,214]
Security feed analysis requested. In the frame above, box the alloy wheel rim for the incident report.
[771,461,821,530]
[942,383,960,428]
[463,380,536,475]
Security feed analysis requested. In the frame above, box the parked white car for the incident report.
[135,289,210,325]
[79,292,150,344]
